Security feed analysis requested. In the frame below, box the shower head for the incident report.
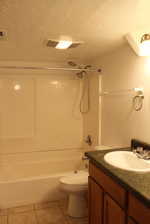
[84,65,92,69]
[68,61,77,67]
[68,62,92,70]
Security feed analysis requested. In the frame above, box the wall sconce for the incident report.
[126,33,150,56]
[139,33,150,56]
[141,34,150,43]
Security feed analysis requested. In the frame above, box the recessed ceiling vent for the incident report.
[46,39,82,49]
[0,31,7,40]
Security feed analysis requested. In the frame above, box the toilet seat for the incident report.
[59,171,88,193]
[60,171,88,186]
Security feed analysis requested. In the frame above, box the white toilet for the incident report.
[59,171,88,218]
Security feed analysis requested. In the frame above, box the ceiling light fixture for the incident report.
[139,33,150,56]
[14,84,21,91]
[55,40,73,49]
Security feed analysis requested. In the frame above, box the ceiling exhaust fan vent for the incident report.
[46,39,82,49]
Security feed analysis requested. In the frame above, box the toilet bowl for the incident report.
[59,171,88,218]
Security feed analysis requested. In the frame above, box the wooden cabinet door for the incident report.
[128,193,150,224]
[104,194,125,224]
[128,218,137,224]
[88,177,104,224]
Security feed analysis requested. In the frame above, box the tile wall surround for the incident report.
[0,72,83,154]
[0,61,101,155]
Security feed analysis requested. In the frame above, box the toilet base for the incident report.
[67,193,87,218]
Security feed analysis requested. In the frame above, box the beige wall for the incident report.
[97,43,150,147]
[0,62,83,154]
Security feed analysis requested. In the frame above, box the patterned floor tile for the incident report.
[0,216,7,224]
[8,211,37,224]
[35,206,68,224]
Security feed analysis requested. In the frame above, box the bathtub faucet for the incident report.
[84,135,92,146]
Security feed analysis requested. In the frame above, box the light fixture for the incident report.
[139,33,150,56]
[55,40,73,49]
[51,80,59,85]
[134,87,144,96]
[141,34,150,43]
[14,84,21,91]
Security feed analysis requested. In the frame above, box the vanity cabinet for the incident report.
[127,218,137,224]
[104,194,125,224]
[88,162,150,224]
[88,177,103,224]
[89,176,125,224]
[128,193,150,224]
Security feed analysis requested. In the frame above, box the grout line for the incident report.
[7,205,34,215]
[58,202,70,224]
[0,148,83,156]
[34,210,39,224]
[33,204,41,224]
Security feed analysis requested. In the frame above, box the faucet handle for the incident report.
[133,146,143,153]
[133,147,150,160]
[137,146,144,152]
[142,150,150,160]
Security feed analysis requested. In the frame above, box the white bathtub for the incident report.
[0,149,85,209]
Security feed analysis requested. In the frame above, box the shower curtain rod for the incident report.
[0,65,101,73]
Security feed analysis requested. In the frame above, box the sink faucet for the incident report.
[133,147,150,160]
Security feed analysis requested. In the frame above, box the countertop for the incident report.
[85,148,150,208]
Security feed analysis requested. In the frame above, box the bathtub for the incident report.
[0,149,86,209]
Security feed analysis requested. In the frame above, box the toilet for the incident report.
[59,171,88,218]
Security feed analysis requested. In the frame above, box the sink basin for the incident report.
[104,151,150,172]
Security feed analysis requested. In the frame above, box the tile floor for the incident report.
[0,200,88,224]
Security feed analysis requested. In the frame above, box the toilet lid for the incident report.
[60,171,88,186]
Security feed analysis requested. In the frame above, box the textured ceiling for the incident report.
[0,0,150,63]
